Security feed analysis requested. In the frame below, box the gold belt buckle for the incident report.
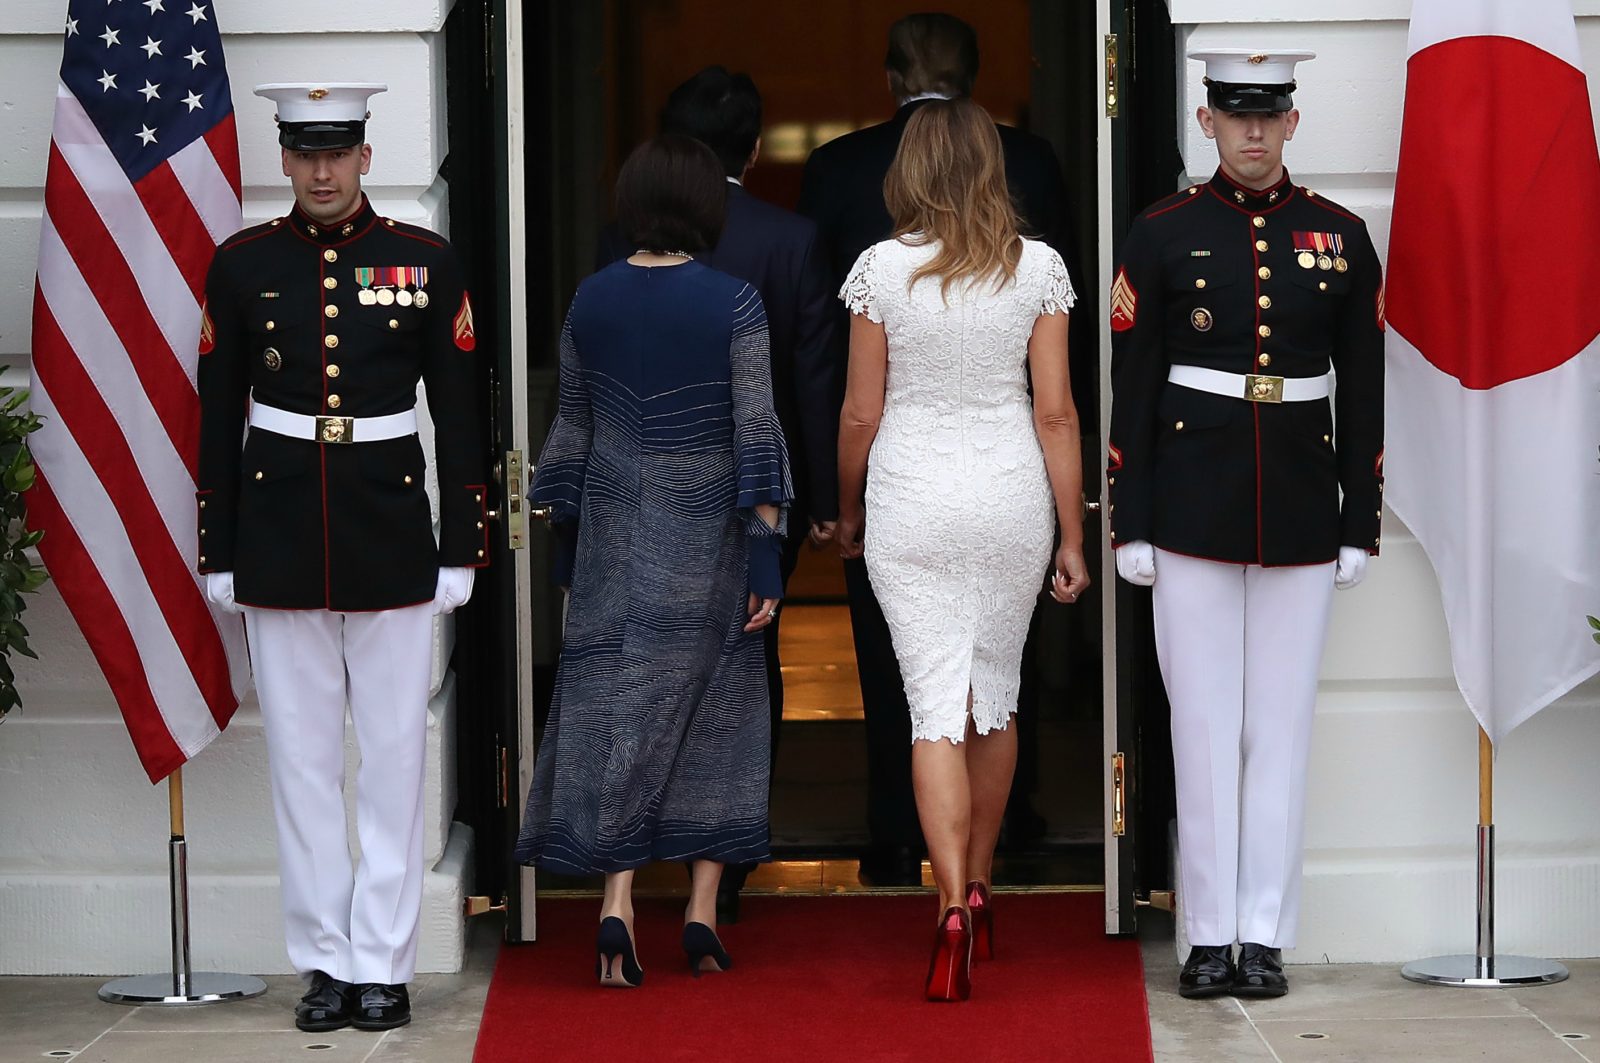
[315,415,355,443]
[1244,375,1284,403]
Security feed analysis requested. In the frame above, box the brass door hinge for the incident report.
[1105,34,1120,118]
[1112,752,1126,837]
[1135,890,1174,913]
[465,894,507,917]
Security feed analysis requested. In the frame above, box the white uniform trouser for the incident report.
[1152,549,1335,949]
[245,604,434,985]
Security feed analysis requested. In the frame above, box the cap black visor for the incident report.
[277,121,366,151]
[1205,81,1295,114]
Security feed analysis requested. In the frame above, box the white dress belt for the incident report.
[1167,364,1331,403]
[248,400,417,444]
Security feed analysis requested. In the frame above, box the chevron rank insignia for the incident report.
[1111,267,1137,332]
[454,292,477,351]
[198,299,215,355]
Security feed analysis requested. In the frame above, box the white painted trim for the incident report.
[1169,0,1600,23]
[0,0,454,35]
[501,0,538,946]
[1099,1,1124,937]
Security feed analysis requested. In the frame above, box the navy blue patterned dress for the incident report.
[517,260,792,874]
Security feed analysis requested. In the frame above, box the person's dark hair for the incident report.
[615,134,727,254]
[661,66,763,179]
[885,13,979,100]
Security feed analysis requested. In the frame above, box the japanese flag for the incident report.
[1384,0,1600,745]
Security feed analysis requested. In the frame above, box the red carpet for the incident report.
[473,893,1152,1063]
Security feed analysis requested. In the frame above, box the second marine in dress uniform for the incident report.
[195,83,487,1032]
[1108,50,1384,999]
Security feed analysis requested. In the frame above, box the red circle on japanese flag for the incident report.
[1387,36,1600,390]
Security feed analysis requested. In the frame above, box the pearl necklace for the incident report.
[635,249,695,260]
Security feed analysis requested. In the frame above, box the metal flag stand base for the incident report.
[1401,728,1568,989]
[99,770,268,1006]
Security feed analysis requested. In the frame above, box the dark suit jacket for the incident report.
[798,98,1077,289]
[599,183,839,521]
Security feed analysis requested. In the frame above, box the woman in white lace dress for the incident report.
[835,98,1091,1001]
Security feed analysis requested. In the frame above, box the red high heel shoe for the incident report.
[925,906,973,1002]
[966,880,993,961]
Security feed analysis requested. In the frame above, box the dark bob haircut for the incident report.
[615,133,727,254]
[660,66,763,178]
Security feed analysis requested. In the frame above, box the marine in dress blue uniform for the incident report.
[1107,50,1384,999]
[195,83,487,1033]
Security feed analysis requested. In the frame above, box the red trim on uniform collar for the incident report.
[288,195,377,245]
[1208,167,1296,214]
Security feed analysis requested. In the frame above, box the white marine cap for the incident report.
[1188,49,1315,112]
[253,83,388,149]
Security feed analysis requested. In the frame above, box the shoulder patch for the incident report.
[1111,267,1137,332]
[453,292,476,351]
[198,299,215,355]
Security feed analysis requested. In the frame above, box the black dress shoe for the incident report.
[294,971,354,1032]
[858,845,922,887]
[350,982,411,1030]
[1178,944,1236,999]
[1233,943,1288,998]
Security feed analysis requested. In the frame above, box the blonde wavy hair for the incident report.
[883,97,1023,300]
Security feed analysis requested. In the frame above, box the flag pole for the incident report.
[97,768,268,1006]
[1400,726,1569,987]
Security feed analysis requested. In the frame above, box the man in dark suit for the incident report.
[600,66,837,920]
[798,12,1078,885]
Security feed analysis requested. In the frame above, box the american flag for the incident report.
[30,0,249,782]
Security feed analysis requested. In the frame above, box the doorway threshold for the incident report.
[538,856,1104,899]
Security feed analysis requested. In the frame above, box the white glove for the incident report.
[205,571,241,614]
[1335,546,1369,590]
[1115,540,1157,587]
[432,567,476,615]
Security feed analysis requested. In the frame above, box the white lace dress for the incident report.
[842,237,1075,744]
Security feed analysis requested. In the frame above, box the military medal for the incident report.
[263,347,283,371]
[1295,230,1345,273]
[413,290,430,309]
[377,288,395,306]
[1334,256,1349,273]
[1191,307,1213,332]
[396,289,414,307]
[1317,254,1333,271]
[355,267,378,305]
[1297,252,1317,269]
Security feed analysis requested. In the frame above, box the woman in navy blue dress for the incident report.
[517,135,791,988]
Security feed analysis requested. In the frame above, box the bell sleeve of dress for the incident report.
[1332,222,1386,555]
[1106,216,1167,549]
[530,305,590,584]
[195,250,249,574]
[729,284,793,600]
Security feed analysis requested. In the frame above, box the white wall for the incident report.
[0,0,474,975]
[1168,0,1600,962]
